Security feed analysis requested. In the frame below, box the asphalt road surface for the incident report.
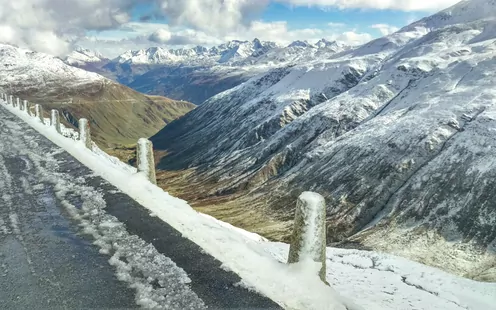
[0,103,281,309]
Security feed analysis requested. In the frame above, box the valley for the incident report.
[146,0,496,281]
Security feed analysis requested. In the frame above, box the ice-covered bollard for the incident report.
[136,138,157,185]
[23,100,29,115]
[50,109,61,134]
[78,118,92,150]
[35,104,44,124]
[288,191,328,283]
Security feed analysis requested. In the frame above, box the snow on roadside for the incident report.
[1,109,206,309]
[3,100,496,310]
[1,101,355,310]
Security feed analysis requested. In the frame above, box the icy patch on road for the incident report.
[49,172,206,309]
[0,217,11,235]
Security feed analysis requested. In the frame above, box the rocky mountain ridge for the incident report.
[149,0,496,281]
[66,38,350,104]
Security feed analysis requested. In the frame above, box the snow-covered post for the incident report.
[35,104,44,124]
[23,100,29,115]
[9,95,13,106]
[78,118,92,150]
[50,109,61,134]
[288,192,328,283]
[136,138,157,185]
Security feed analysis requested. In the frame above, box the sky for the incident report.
[0,0,461,58]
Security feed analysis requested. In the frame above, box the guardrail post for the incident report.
[18,98,22,111]
[136,138,157,185]
[9,95,13,106]
[288,191,328,283]
[35,104,44,124]
[78,118,92,149]
[50,109,61,134]
[23,100,30,115]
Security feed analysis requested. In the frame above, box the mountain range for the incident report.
[148,0,496,281]
[66,38,350,105]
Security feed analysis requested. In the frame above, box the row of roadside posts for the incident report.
[0,92,329,285]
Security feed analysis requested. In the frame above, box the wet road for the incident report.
[0,103,280,309]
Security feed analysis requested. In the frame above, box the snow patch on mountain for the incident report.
[65,47,108,66]
[0,43,105,94]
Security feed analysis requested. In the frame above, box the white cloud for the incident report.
[156,0,269,33]
[0,0,136,55]
[149,28,173,43]
[370,23,399,35]
[336,31,373,45]
[275,0,459,11]
[328,22,347,28]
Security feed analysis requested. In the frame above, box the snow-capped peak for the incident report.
[114,46,184,65]
[288,40,315,48]
[314,39,346,50]
[0,43,105,94]
[65,46,107,65]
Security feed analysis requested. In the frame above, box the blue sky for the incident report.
[260,3,424,32]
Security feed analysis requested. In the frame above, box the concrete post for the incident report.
[35,104,44,124]
[78,118,92,150]
[136,138,157,185]
[9,95,13,106]
[288,192,328,283]
[17,98,21,110]
[23,100,29,115]
[50,109,61,134]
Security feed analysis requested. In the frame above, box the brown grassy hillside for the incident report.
[13,80,195,147]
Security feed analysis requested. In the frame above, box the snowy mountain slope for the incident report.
[114,47,191,65]
[0,43,195,146]
[84,38,348,104]
[1,43,105,92]
[65,47,109,66]
[150,0,496,279]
